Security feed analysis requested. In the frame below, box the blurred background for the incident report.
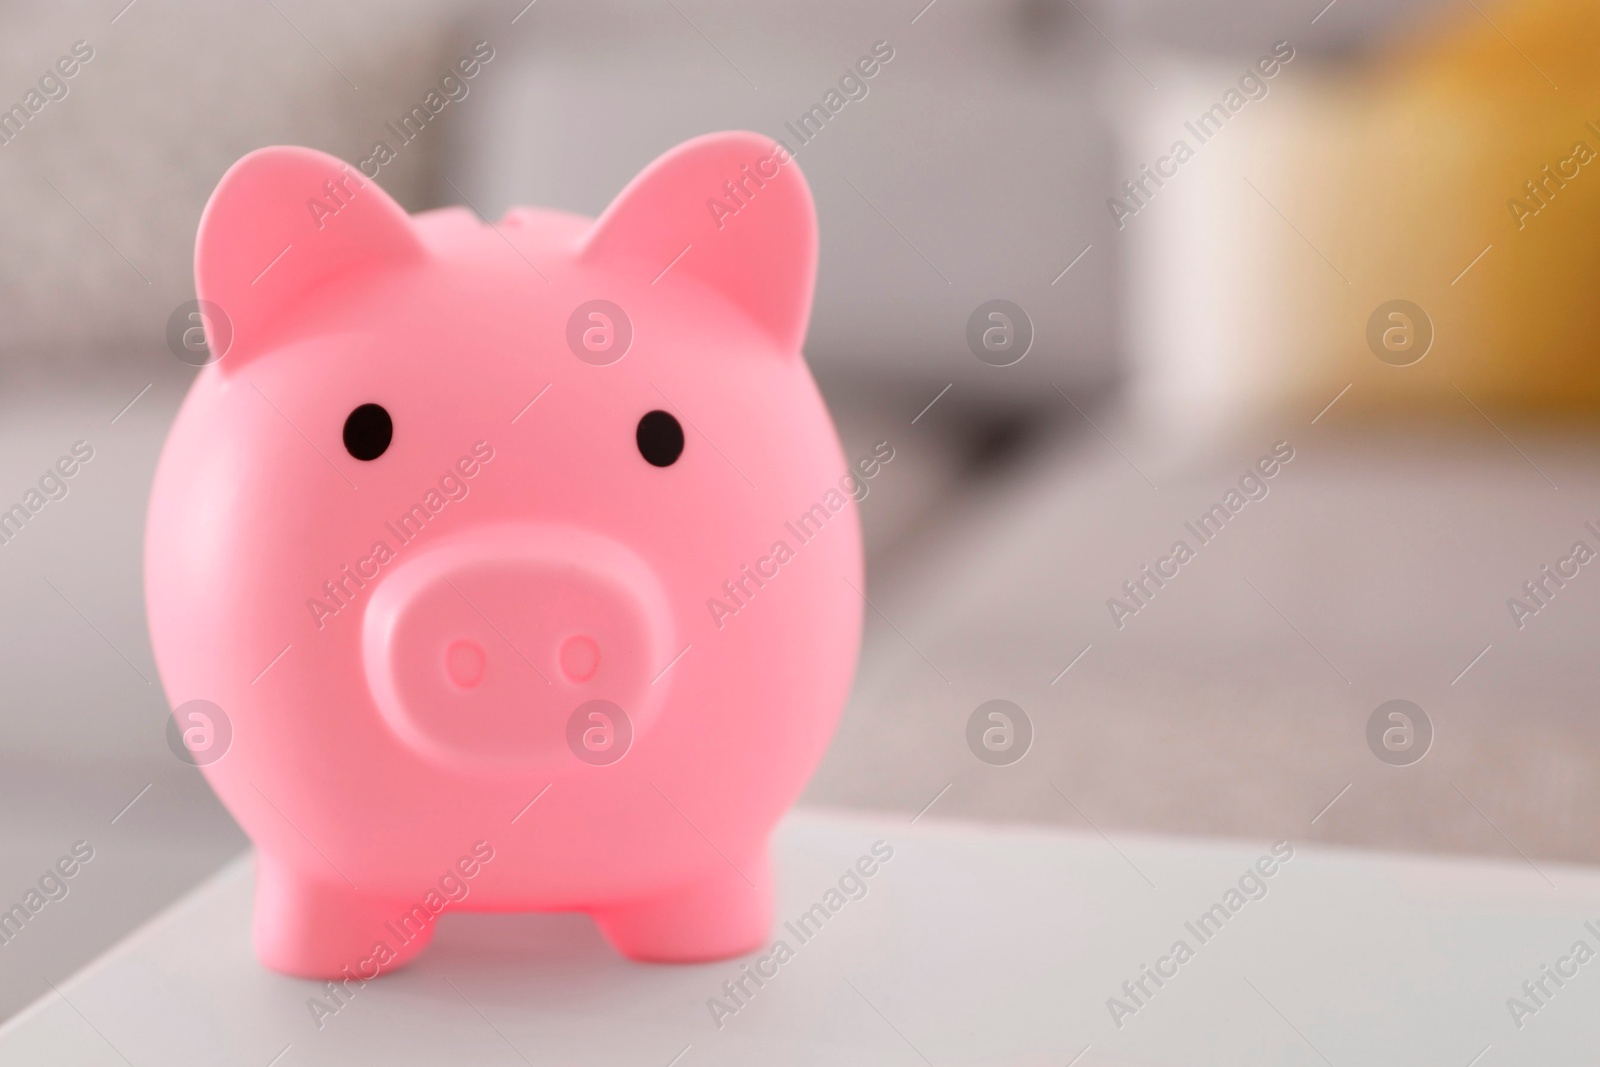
[2,0,1598,1026]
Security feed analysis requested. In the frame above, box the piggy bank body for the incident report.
[145,133,863,978]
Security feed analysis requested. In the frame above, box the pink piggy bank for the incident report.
[145,132,864,978]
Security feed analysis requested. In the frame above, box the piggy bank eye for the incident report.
[343,403,393,461]
[636,410,683,467]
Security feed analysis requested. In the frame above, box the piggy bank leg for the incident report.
[253,854,434,978]
[592,849,772,962]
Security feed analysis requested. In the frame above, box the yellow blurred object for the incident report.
[1248,0,1600,418]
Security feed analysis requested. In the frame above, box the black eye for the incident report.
[343,403,393,461]
[636,410,684,467]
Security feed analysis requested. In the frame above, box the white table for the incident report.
[2,810,1596,1065]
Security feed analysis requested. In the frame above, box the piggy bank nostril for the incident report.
[559,635,600,683]
[445,639,487,689]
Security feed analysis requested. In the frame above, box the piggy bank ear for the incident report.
[195,146,424,371]
[580,131,817,354]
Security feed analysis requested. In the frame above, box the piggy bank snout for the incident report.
[362,526,673,771]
